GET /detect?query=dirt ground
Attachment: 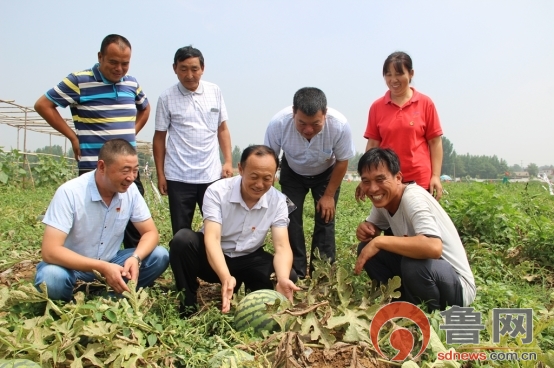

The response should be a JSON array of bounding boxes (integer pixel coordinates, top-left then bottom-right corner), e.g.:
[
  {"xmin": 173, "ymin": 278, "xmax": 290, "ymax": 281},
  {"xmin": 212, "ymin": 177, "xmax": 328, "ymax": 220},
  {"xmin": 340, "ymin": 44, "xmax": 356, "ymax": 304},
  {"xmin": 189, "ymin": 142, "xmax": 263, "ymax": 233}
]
[{"xmin": 0, "ymin": 259, "xmax": 36, "ymax": 287}]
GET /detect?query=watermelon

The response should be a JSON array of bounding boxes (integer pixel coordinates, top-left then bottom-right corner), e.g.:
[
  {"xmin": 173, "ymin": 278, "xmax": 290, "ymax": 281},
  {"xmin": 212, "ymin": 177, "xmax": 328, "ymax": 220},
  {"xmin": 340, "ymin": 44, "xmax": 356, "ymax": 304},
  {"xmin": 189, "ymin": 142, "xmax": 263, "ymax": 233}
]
[
  {"xmin": 234, "ymin": 289, "xmax": 291, "ymax": 335},
  {"xmin": 0, "ymin": 360, "xmax": 41, "ymax": 368}
]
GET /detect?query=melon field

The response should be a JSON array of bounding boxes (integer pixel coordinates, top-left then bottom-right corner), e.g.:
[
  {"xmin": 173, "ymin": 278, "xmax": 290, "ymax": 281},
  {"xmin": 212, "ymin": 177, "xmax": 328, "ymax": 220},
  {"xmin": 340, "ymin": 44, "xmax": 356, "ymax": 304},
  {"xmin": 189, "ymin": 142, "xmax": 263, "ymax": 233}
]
[{"xmin": 1, "ymin": 175, "xmax": 554, "ymax": 367}]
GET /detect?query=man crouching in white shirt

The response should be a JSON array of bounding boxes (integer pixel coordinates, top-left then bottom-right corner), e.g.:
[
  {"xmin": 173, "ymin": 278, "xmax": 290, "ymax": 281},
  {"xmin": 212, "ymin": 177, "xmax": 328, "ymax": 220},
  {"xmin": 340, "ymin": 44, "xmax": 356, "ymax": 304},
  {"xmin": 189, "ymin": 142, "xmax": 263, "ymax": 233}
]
[{"xmin": 169, "ymin": 145, "xmax": 300, "ymax": 317}]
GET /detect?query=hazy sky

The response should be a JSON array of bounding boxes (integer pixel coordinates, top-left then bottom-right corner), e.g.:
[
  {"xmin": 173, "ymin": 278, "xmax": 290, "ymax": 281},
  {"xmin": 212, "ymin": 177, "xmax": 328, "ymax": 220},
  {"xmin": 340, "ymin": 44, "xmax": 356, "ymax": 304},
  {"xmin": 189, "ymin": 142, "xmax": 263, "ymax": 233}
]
[{"xmin": 1, "ymin": 0, "xmax": 552, "ymax": 167}]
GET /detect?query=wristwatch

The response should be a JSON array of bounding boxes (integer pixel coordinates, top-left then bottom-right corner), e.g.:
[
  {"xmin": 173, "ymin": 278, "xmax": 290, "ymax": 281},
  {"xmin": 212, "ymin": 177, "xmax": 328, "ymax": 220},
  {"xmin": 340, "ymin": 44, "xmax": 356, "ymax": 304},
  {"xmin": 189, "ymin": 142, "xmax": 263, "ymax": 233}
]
[{"xmin": 131, "ymin": 254, "xmax": 142, "ymax": 267}]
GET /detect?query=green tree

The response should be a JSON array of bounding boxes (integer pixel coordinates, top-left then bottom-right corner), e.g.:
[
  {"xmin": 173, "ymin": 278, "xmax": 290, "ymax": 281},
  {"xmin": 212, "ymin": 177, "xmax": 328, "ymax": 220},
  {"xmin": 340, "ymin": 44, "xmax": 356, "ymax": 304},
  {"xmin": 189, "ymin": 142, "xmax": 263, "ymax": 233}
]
[
  {"xmin": 527, "ymin": 163, "xmax": 539, "ymax": 177},
  {"xmin": 347, "ymin": 152, "xmax": 364, "ymax": 171},
  {"xmin": 231, "ymin": 145, "xmax": 242, "ymax": 168},
  {"xmin": 30, "ymin": 145, "xmax": 66, "ymax": 163},
  {"xmin": 441, "ymin": 136, "xmax": 456, "ymax": 177},
  {"xmin": 35, "ymin": 144, "xmax": 64, "ymax": 157},
  {"xmin": 509, "ymin": 164, "xmax": 522, "ymax": 172}
]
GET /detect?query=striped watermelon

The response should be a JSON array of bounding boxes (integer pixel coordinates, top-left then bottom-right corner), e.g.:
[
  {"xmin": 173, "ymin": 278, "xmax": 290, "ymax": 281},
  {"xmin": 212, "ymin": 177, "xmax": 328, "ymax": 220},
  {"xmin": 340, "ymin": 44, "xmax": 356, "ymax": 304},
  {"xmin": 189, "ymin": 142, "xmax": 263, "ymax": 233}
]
[
  {"xmin": 234, "ymin": 289, "xmax": 291, "ymax": 335},
  {"xmin": 0, "ymin": 360, "xmax": 41, "ymax": 368}
]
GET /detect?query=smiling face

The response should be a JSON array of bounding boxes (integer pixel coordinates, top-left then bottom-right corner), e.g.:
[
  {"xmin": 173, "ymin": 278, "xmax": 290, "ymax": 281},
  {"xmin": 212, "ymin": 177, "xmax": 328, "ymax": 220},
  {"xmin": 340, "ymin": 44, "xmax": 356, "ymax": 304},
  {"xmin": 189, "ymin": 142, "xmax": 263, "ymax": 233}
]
[
  {"xmin": 173, "ymin": 57, "xmax": 204, "ymax": 91},
  {"xmin": 384, "ymin": 63, "xmax": 414, "ymax": 99},
  {"xmin": 97, "ymin": 43, "xmax": 131, "ymax": 83},
  {"xmin": 293, "ymin": 109, "xmax": 325, "ymax": 141},
  {"xmin": 97, "ymin": 154, "xmax": 139, "ymax": 195},
  {"xmin": 238, "ymin": 154, "xmax": 277, "ymax": 206},
  {"xmin": 360, "ymin": 163, "xmax": 404, "ymax": 213}
]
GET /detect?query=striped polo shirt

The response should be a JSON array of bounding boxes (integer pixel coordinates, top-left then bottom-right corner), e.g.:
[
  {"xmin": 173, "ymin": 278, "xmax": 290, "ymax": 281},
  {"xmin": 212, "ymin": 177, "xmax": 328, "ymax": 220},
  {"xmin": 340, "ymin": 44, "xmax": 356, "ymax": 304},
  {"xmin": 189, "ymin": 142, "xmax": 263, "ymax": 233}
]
[{"xmin": 45, "ymin": 64, "xmax": 149, "ymax": 170}]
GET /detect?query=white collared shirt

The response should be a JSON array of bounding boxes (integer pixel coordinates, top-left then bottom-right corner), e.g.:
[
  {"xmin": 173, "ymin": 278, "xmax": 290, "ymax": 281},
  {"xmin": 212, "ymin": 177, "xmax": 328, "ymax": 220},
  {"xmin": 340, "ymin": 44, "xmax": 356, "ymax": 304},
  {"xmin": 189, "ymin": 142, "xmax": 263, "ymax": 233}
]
[
  {"xmin": 42, "ymin": 171, "xmax": 151, "ymax": 262},
  {"xmin": 155, "ymin": 80, "xmax": 228, "ymax": 183},
  {"xmin": 264, "ymin": 106, "xmax": 355, "ymax": 176},
  {"xmin": 202, "ymin": 176, "xmax": 289, "ymax": 257}
]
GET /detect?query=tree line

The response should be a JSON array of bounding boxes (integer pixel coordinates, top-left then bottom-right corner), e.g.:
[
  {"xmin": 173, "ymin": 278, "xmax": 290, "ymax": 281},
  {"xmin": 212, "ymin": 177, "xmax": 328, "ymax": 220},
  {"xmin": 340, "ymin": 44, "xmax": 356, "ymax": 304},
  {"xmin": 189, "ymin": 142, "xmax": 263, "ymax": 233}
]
[{"xmin": 27, "ymin": 141, "xmax": 546, "ymax": 180}]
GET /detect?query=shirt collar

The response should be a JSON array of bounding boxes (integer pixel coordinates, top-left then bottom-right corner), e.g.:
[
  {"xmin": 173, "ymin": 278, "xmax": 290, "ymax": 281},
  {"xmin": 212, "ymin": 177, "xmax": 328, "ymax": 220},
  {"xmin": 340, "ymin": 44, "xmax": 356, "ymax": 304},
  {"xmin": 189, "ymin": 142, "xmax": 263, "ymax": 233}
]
[
  {"xmin": 88, "ymin": 170, "xmax": 123, "ymax": 205},
  {"xmin": 384, "ymin": 87, "xmax": 420, "ymax": 105},
  {"xmin": 177, "ymin": 80, "xmax": 204, "ymax": 96},
  {"xmin": 230, "ymin": 176, "xmax": 269, "ymax": 210},
  {"xmin": 92, "ymin": 63, "xmax": 123, "ymax": 84}
]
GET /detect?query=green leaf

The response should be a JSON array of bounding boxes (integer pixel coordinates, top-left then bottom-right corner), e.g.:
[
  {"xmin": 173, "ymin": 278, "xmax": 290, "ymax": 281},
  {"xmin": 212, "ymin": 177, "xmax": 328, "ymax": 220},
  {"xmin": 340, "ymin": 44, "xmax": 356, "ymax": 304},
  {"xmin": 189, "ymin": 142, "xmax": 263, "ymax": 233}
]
[
  {"xmin": 147, "ymin": 333, "xmax": 157, "ymax": 347},
  {"xmin": 325, "ymin": 307, "xmax": 370, "ymax": 343},
  {"xmin": 104, "ymin": 310, "xmax": 117, "ymax": 323},
  {"xmin": 381, "ymin": 276, "xmax": 402, "ymax": 300},
  {"xmin": 80, "ymin": 343, "xmax": 105, "ymax": 367},
  {"xmin": 336, "ymin": 266, "xmax": 353, "ymax": 307}
]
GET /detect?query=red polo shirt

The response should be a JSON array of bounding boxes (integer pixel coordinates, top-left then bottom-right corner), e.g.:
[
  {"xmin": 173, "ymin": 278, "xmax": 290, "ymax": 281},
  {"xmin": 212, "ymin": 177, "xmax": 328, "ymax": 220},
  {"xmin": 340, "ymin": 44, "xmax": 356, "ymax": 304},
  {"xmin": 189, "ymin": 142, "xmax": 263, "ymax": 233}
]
[{"xmin": 364, "ymin": 88, "xmax": 442, "ymax": 189}]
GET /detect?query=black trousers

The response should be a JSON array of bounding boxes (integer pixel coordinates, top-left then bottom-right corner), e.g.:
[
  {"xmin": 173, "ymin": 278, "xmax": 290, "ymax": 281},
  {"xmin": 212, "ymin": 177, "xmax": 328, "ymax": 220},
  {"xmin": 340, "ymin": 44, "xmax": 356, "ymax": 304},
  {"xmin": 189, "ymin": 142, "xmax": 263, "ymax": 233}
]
[
  {"xmin": 279, "ymin": 156, "xmax": 339, "ymax": 278},
  {"xmin": 166, "ymin": 180, "xmax": 214, "ymax": 235},
  {"xmin": 356, "ymin": 242, "xmax": 464, "ymax": 312},
  {"xmin": 78, "ymin": 169, "xmax": 143, "ymax": 249},
  {"xmin": 169, "ymin": 228, "xmax": 297, "ymax": 315}
]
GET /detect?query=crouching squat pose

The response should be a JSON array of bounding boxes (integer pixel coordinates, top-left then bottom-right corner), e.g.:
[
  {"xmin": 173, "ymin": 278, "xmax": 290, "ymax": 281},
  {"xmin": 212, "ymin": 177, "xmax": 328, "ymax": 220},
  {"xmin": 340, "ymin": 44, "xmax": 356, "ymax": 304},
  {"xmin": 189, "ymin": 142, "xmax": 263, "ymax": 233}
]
[
  {"xmin": 34, "ymin": 139, "xmax": 169, "ymax": 301},
  {"xmin": 169, "ymin": 145, "xmax": 300, "ymax": 317},
  {"xmin": 354, "ymin": 148, "xmax": 475, "ymax": 311}
]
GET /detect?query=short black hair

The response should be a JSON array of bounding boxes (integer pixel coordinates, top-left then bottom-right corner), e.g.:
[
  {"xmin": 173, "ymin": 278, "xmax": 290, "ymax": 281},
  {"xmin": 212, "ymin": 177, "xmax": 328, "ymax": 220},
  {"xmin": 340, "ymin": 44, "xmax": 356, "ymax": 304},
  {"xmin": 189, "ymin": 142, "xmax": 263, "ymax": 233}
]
[
  {"xmin": 240, "ymin": 145, "xmax": 279, "ymax": 170},
  {"xmin": 100, "ymin": 34, "xmax": 131, "ymax": 55},
  {"xmin": 292, "ymin": 87, "xmax": 327, "ymax": 116},
  {"xmin": 174, "ymin": 46, "xmax": 204, "ymax": 67},
  {"xmin": 98, "ymin": 139, "xmax": 137, "ymax": 166},
  {"xmin": 357, "ymin": 148, "xmax": 401, "ymax": 176}
]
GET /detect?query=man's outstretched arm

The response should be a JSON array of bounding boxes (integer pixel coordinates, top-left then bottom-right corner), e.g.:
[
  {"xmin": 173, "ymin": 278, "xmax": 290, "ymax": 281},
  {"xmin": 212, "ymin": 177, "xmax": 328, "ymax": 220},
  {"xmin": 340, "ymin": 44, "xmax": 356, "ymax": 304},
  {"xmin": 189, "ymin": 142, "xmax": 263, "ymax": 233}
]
[{"xmin": 204, "ymin": 220, "xmax": 235, "ymax": 313}]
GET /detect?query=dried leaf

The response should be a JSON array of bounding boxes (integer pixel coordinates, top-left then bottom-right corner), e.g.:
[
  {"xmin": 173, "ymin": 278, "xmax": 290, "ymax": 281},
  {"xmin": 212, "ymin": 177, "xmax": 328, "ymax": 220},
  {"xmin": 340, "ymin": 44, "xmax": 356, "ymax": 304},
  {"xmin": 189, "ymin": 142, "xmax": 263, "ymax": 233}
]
[{"xmin": 300, "ymin": 311, "xmax": 335, "ymax": 349}]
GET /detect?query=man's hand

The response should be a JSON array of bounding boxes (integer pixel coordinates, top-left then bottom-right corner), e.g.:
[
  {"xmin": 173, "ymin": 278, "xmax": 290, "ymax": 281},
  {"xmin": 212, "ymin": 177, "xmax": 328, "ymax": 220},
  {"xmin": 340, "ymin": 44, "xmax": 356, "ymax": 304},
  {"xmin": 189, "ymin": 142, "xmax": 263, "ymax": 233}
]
[
  {"xmin": 354, "ymin": 241, "xmax": 380, "ymax": 275},
  {"xmin": 157, "ymin": 174, "xmax": 168, "ymax": 195},
  {"xmin": 356, "ymin": 221, "xmax": 378, "ymax": 242},
  {"xmin": 220, "ymin": 276, "xmax": 236, "ymax": 313},
  {"xmin": 70, "ymin": 139, "xmax": 81, "ymax": 161},
  {"xmin": 316, "ymin": 195, "xmax": 335, "ymax": 223},
  {"xmin": 123, "ymin": 256, "xmax": 140, "ymax": 283},
  {"xmin": 276, "ymin": 278, "xmax": 301, "ymax": 302},
  {"xmin": 221, "ymin": 162, "xmax": 233, "ymax": 178},
  {"xmin": 355, "ymin": 182, "xmax": 367, "ymax": 202},
  {"xmin": 429, "ymin": 175, "xmax": 443, "ymax": 201},
  {"xmin": 101, "ymin": 263, "xmax": 131, "ymax": 294}
]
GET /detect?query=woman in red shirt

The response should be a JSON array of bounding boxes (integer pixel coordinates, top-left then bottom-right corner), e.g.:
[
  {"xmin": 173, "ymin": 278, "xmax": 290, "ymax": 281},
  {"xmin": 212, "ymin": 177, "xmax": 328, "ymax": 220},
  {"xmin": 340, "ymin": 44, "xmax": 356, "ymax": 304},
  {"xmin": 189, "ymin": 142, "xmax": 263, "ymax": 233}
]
[{"xmin": 356, "ymin": 51, "xmax": 444, "ymax": 201}]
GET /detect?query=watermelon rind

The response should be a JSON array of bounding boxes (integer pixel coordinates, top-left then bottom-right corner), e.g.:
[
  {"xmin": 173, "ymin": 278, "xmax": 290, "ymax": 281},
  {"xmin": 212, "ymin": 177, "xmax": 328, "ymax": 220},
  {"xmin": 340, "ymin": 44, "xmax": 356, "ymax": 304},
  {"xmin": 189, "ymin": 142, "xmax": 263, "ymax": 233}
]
[{"xmin": 234, "ymin": 289, "xmax": 291, "ymax": 335}]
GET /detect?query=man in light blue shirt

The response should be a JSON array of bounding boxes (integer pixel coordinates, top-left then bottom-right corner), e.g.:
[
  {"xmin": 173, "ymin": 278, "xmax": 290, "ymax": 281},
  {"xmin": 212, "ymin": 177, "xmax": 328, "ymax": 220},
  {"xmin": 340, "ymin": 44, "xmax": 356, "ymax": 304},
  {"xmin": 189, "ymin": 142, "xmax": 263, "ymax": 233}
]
[
  {"xmin": 264, "ymin": 87, "xmax": 355, "ymax": 278},
  {"xmin": 34, "ymin": 139, "xmax": 169, "ymax": 301}
]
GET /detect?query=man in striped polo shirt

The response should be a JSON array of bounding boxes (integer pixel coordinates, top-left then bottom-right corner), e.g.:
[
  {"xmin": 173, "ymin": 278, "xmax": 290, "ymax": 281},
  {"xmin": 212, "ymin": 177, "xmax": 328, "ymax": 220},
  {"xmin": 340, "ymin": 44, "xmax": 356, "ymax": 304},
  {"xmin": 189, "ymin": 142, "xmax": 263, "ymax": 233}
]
[{"xmin": 34, "ymin": 34, "xmax": 150, "ymax": 249}]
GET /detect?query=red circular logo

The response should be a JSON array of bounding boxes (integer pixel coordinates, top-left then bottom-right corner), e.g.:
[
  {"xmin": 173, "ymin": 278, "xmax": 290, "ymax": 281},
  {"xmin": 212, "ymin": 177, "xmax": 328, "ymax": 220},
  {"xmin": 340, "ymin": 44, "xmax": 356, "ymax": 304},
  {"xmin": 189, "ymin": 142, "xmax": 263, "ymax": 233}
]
[{"xmin": 370, "ymin": 302, "xmax": 431, "ymax": 361}]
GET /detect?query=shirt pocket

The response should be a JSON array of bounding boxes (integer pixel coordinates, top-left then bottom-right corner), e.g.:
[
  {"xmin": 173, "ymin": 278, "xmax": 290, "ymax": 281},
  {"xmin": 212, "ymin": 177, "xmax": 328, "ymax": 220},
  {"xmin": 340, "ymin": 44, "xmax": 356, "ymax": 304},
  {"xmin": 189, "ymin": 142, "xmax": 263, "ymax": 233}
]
[
  {"xmin": 205, "ymin": 109, "xmax": 220, "ymax": 132},
  {"xmin": 317, "ymin": 150, "xmax": 333, "ymax": 165},
  {"xmin": 113, "ymin": 218, "xmax": 129, "ymax": 236}
]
